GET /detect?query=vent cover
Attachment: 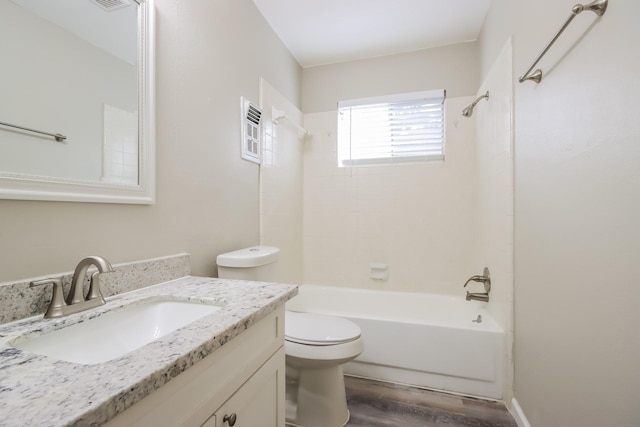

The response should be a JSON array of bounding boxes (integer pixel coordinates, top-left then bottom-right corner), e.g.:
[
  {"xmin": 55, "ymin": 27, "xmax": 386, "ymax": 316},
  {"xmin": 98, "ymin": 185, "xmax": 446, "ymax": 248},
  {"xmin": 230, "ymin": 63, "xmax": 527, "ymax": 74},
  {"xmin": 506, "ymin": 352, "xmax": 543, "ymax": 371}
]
[
  {"xmin": 88, "ymin": 0, "xmax": 132, "ymax": 12},
  {"xmin": 240, "ymin": 97, "xmax": 262, "ymax": 164}
]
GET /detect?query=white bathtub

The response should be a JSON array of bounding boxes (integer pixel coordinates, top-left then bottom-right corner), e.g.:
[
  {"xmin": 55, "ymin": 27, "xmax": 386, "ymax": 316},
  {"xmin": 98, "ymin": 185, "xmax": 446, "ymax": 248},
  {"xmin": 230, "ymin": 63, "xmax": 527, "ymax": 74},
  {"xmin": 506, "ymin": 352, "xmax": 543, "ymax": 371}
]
[{"xmin": 286, "ymin": 285, "xmax": 504, "ymax": 399}]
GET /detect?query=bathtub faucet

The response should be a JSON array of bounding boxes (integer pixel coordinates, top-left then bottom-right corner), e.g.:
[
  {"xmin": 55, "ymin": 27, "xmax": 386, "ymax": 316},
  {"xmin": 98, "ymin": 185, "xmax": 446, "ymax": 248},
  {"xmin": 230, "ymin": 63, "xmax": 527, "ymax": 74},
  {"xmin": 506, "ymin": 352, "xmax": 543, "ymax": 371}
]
[{"xmin": 464, "ymin": 267, "xmax": 491, "ymax": 302}]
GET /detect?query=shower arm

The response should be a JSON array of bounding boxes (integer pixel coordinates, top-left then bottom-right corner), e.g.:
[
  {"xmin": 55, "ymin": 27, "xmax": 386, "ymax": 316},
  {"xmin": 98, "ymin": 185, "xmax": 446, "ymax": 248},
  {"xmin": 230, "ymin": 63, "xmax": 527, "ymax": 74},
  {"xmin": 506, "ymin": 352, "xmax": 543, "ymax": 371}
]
[
  {"xmin": 468, "ymin": 92, "xmax": 489, "ymax": 109},
  {"xmin": 461, "ymin": 91, "xmax": 489, "ymax": 117}
]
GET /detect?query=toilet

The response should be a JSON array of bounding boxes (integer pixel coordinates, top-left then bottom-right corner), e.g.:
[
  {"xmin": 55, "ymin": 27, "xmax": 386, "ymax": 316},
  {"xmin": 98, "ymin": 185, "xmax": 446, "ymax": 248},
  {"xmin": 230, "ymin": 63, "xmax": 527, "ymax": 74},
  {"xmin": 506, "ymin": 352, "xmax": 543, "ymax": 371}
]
[{"xmin": 217, "ymin": 246, "xmax": 364, "ymax": 427}]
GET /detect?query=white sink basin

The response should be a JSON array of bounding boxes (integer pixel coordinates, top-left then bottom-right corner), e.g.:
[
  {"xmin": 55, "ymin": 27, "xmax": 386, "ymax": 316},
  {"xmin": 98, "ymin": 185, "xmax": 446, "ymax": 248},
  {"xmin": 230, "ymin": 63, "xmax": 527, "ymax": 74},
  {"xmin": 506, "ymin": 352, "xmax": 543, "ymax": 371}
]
[{"xmin": 12, "ymin": 298, "xmax": 221, "ymax": 365}]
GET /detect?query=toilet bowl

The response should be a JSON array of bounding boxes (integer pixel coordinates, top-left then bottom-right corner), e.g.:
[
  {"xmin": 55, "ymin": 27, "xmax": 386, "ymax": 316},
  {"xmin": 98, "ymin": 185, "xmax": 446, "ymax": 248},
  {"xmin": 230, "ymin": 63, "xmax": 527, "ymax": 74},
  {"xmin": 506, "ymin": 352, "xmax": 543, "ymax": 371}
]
[
  {"xmin": 216, "ymin": 246, "xmax": 364, "ymax": 427},
  {"xmin": 284, "ymin": 311, "xmax": 364, "ymax": 427}
]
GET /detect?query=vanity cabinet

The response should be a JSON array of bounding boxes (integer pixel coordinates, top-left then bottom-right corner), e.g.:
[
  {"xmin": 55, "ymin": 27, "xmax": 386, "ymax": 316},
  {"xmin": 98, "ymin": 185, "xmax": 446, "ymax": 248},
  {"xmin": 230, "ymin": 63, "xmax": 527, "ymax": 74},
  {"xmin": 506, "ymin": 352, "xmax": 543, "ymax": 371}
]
[{"xmin": 105, "ymin": 306, "xmax": 286, "ymax": 427}]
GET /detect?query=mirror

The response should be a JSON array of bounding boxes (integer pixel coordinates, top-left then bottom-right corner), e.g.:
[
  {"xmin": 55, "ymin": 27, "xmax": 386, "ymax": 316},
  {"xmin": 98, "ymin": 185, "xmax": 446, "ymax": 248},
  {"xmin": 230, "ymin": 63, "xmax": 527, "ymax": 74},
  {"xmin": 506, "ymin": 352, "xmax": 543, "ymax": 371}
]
[{"xmin": 0, "ymin": 0, "xmax": 155, "ymax": 204}]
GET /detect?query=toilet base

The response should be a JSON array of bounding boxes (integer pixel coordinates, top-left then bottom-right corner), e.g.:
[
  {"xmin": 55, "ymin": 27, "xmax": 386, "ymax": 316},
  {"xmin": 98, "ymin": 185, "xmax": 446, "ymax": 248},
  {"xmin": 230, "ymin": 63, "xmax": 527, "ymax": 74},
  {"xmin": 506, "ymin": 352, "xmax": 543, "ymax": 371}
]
[{"xmin": 285, "ymin": 364, "xmax": 350, "ymax": 427}]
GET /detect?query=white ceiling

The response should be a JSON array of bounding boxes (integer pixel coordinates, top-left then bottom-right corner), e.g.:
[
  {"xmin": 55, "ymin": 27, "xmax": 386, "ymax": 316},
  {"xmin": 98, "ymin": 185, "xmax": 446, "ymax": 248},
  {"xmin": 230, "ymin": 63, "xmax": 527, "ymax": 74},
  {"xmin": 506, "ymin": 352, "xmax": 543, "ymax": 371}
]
[{"xmin": 252, "ymin": 0, "xmax": 492, "ymax": 68}]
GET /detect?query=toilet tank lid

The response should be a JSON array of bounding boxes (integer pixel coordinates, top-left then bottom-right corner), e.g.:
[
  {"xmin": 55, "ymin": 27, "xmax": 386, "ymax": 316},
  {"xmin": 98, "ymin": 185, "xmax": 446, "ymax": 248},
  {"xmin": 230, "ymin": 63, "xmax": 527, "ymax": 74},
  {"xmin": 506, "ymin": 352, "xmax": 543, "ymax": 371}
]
[{"xmin": 216, "ymin": 246, "xmax": 280, "ymax": 268}]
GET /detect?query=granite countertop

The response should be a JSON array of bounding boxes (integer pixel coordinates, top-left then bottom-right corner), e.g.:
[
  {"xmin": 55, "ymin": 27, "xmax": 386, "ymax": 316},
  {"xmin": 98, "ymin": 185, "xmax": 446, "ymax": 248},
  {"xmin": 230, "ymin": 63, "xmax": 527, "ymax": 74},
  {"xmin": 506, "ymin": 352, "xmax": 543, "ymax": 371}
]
[{"xmin": 0, "ymin": 276, "xmax": 297, "ymax": 427}]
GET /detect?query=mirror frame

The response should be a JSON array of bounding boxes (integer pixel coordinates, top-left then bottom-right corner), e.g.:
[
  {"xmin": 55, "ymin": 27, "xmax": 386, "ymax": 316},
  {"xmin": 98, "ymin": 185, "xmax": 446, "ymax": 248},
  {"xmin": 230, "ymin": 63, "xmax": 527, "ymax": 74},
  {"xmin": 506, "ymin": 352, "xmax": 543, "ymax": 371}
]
[{"xmin": 0, "ymin": 0, "xmax": 155, "ymax": 204}]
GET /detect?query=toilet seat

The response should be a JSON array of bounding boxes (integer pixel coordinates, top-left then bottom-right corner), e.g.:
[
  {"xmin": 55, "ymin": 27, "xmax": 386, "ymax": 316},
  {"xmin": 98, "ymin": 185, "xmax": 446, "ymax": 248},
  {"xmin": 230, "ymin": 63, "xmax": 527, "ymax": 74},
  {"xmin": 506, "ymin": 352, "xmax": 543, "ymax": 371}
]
[{"xmin": 285, "ymin": 311, "xmax": 361, "ymax": 346}]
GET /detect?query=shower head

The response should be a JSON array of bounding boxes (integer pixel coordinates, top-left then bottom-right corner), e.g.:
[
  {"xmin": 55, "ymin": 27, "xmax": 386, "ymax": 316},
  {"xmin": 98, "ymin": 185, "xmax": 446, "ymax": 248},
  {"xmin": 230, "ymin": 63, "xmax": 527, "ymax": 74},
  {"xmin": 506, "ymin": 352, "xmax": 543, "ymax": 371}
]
[{"xmin": 461, "ymin": 91, "xmax": 490, "ymax": 117}]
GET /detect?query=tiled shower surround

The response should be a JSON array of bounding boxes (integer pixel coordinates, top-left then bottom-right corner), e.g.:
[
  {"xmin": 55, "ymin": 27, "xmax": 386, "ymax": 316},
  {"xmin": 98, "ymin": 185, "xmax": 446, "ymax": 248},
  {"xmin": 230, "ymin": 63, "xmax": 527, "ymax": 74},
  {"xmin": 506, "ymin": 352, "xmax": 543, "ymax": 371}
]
[{"xmin": 302, "ymin": 98, "xmax": 479, "ymax": 294}]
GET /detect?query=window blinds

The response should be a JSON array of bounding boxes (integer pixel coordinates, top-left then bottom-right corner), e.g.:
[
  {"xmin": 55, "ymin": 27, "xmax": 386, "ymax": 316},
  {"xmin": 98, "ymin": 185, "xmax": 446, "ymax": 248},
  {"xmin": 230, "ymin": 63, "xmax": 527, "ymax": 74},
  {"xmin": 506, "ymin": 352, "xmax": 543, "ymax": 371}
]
[{"xmin": 338, "ymin": 89, "xmax": 446, "ymax": 166}]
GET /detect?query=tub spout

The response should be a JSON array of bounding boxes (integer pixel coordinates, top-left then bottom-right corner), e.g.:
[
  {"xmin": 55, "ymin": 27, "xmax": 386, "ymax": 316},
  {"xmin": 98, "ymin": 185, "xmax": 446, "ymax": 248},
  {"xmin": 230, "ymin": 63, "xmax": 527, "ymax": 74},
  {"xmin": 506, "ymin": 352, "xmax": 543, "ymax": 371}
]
[{"xmin": 466, "ymin": 292, "xmax": 490, "ymax": 303}]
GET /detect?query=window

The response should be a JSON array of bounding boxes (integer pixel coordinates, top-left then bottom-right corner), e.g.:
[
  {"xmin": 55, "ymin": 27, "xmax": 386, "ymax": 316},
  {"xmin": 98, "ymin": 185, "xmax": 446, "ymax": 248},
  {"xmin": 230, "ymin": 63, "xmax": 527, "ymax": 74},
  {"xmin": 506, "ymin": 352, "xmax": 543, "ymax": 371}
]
[{"xmin": 337, "ymin": 89, "xmax": 446, "ymax": 166}]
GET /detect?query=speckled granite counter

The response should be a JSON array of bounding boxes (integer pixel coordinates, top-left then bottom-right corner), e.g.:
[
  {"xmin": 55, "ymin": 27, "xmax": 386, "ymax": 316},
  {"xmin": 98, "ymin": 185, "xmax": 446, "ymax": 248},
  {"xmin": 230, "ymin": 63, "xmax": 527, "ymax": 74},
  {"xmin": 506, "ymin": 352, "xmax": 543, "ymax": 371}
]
[{"xmin": 0, "ymin": 276, "xmax": 297, "ymax": 427}]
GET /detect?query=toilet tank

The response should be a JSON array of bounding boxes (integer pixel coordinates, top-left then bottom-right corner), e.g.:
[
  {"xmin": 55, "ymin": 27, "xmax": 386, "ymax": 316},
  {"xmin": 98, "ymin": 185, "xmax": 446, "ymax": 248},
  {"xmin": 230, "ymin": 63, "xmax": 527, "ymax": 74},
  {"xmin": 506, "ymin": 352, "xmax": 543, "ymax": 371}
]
[{"xmin": 216, "ymin": 246, "xmax": 280, "ymax": 282}]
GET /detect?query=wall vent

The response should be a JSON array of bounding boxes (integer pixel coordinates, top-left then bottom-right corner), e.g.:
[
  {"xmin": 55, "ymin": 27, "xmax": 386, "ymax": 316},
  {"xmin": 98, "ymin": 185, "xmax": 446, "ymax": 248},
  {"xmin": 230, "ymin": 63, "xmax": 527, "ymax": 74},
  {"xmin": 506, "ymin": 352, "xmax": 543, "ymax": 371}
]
[
  {"xmin": 88, "ymin": 0, "xmax": 132, "ymax": 12},
  {"xmin": 240, "ymin": 97, "xmax": 262, "ymax": 164}
]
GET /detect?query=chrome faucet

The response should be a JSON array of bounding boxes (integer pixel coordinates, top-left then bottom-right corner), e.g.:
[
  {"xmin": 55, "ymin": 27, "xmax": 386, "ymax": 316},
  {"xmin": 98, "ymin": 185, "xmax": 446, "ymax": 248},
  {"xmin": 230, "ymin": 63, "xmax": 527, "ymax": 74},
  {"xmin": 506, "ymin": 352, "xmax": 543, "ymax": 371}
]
[
  {"xmin": 30, "ymin": 256, "xmax": 114, "ymax": 318},
  {"xmin": 464, "ymin": 267, "xmax": 491, "ymax": 302}
]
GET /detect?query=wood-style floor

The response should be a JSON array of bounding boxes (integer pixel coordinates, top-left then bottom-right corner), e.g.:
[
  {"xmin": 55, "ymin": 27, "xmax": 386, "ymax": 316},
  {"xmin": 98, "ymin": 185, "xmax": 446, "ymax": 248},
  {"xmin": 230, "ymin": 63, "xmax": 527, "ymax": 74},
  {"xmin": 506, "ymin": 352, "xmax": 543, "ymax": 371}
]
[{"xmin": 344, "ymin": 376, "xmax": 517, "ymax": 427}]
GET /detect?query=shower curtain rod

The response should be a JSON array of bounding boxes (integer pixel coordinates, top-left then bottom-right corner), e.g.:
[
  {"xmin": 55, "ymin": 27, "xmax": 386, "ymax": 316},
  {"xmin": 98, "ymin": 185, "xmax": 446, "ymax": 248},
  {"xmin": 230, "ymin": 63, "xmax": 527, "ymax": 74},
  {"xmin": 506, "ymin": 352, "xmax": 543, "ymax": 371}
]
[
  {"xmin": 518, "ymin": 0, "xmax": 608, "ymax": 84},
  {"xmin": 272, "ymin": 108, "xmax": 310, "ymax": 137}
]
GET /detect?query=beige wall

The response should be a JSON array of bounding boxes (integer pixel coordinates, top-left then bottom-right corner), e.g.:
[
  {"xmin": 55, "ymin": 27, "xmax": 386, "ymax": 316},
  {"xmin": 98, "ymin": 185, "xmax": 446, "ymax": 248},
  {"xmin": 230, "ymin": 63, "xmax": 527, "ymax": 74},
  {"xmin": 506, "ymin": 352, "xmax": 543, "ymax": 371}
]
[
  {"xmin": 0, "ymin": 0, "xmax": 301, "ymax": 282},
  {"xmin": 302, "ymin": 42, "xmax": 480, "ymax": 113},
  {"xmin": 480, "ymin": 0, "xmax": 640, "ymax": 426}
]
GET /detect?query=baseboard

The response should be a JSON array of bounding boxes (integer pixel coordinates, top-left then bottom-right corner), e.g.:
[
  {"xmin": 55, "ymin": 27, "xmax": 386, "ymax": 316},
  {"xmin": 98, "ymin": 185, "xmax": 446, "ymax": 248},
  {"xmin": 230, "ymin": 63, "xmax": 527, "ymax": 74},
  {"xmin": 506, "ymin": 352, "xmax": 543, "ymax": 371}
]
[{"xmin": 510, "ymin": 398, "xmax": 532, "ymax": 427}]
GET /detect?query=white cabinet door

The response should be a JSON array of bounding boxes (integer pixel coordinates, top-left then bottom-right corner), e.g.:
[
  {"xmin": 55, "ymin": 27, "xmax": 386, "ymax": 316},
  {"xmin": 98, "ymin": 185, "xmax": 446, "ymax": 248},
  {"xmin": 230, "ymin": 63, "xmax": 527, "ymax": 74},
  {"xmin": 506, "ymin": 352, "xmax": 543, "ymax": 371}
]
[
  {"xmin": 105, "ymin": 307, "xmax": 285, "ymax": 427},
  {"xmin": 204, "ymin": 347, "xmax": 285, "ymax": 427}
]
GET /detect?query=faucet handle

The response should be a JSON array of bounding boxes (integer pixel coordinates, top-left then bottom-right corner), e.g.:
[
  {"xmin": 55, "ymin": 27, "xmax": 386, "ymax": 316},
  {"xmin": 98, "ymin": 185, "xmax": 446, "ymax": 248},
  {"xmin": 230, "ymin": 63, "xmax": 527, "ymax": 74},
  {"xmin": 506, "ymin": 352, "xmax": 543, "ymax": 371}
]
[
  {"xmin": 30, "ymin": 278, "xmax": 67, "ymax": 318},
  {"xmin": 463, "ymin": 267, "xmax": 491, "ymax": 293},
  {"xmin": 86, "ymin": 271, "xmax": 106, "ymax": 304},
  {"xmin": 463, "ymin": 275, "xmax": 484, "ymax": 287}
]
